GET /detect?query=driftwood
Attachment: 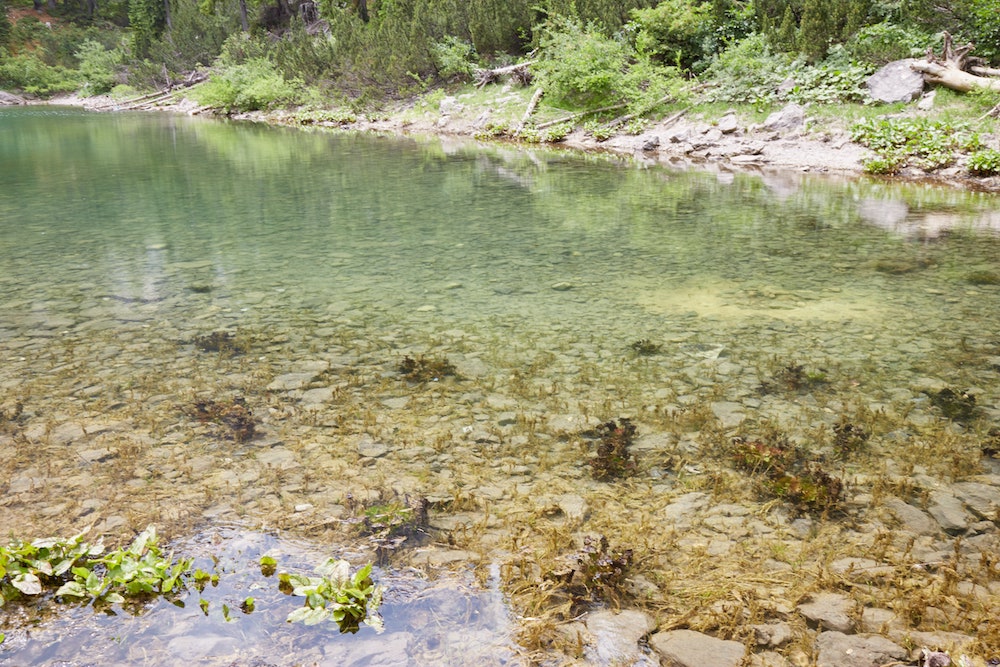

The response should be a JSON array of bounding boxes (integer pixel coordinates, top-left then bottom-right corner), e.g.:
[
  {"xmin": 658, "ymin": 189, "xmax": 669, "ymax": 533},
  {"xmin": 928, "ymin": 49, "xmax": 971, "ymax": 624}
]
[
  {"xmin": 535, "ymin": 101, "xmax": 631, "ymax": 129},
  {"xmin": 475, "ymin": 61, "xmax": 536, "ymax": 88},
  {"xmin": 515, "ymin": 87, "xmax": 544, "ymax": 135},
  {"xmin": 910, "ymin": 32, "xmax": 1000, "ymax": 93}
]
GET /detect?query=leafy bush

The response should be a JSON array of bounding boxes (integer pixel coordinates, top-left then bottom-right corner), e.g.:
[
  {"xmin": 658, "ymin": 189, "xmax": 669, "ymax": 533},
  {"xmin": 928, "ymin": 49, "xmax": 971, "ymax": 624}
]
[
  {"xmin": 629, "ymin": 0, "xmax": 714, "ymax": 72},
  {"xmin": 536, "ymin": 17, "xmax": 680, "ymax": 111},
  {"xmin": 967, "ymin": 148, "xmax": 1000, "ymax": 176},
  {"xmin": 194, "ymin": 57, "xmax": 305, "ymax": 112},
  {"xmin": 430, "ymin": 35, "xmax": 477, "ymax": 81},
  {"xmin": 851, "ymin": 117, "xmax": 983, "ymax": 173},
  {"xmin": 844, "ymin": 22, "xmax": 937, "ymax": 64},
  {"xmin": 960, "ymin": 0, "xmax": 1000, "ymax": 63},
  {"xmin": 535, "ymin": 18, "xmax": 632, "ymax": 109},
  {"xmin": 0, "ymin": 51, "xmax": 79, "ymax": 95},
  {"xmin": 75, "ymin": 39, "xmax": 124, "ymax": 95}
]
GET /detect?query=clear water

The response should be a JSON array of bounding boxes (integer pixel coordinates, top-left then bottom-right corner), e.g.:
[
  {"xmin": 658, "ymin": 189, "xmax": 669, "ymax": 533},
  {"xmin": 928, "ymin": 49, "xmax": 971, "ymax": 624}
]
[{"xmin": 2, "ymin": 106, "xmax": 1000, "ymax": 665}]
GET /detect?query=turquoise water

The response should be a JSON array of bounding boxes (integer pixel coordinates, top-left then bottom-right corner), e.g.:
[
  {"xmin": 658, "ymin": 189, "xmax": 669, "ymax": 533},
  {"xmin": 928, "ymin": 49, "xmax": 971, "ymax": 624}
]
[{"xmin": 2, "ymin": 106, "xmax": 1000, "ymax": 665}]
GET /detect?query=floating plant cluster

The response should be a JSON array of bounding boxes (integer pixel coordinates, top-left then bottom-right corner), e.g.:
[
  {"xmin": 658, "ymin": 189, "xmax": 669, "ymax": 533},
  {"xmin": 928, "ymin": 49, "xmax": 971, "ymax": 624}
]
[{"xmin": 0, "ymin": 526, "xmax": 383, "ymax": 636}]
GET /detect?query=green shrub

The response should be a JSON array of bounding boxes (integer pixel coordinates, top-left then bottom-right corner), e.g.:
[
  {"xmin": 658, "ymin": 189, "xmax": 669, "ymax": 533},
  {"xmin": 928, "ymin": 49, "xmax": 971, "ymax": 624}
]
[
  {"xmin": 536, "ymin": 16, "xmax": 680, "ymax": 112},
  {"xmin": 0, "ymin": 51, "xmax": 79, "ymax": 95},
  {"xmin": 0, "ymin": 0, "xmax": 11, "ymax": 49},
  {"xmin": 845, "ymin": 22, "xmax": 937, "ymax": 64},
  {"xmin": 430, "ymin": 35, "xmax": 477, "ymax": 81},
  {"xmin": 967, "ymin": 148, "xmax": 1000, "ymax": 176},
  {"xmin": 75, "ymin": 38, "xmax": 124, "ymax": 95},
  {"xmin": 629, "ymin": 0, "xmax": 714, "ymax": 72},
  {"xmin": 535, "ymin": 17, "xmax": 631, "ymax": 108},
  {"xmin": 194, "ymin": 57, "xmax": 304, "ymax": 111}
]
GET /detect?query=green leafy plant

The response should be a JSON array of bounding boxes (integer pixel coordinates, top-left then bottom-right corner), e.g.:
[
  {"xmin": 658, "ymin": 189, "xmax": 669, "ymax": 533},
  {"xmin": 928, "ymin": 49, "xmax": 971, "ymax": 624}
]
[
  {"xmin": 194, "ymin": 57, "xmax": 305, "ymax": 112},
  {"xmin": 0, "ymin": 526, "xmax": 192, "ymax": 608},
  {"xmin": 967, "ymin": 148, "xmax": 1000, "ymax": 176},
  {"xmin": 851, "ymin": 117, "xmax": 983, "ymax": 174},
  {"xmin": 281, "ymin": 558, "xmax": 383, "ymax": 633},
  {"xmin": 430, "ymin": 35, "xmax": 478, "ymax": 81}
]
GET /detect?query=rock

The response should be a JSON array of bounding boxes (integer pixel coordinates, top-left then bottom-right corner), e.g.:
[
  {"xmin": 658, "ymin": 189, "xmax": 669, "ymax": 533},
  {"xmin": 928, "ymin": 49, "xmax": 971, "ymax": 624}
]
[
  {"xmin": 717, "ymin": 114, "xmax": 739, "ymax": 134},
  {"xmin": 0, "ymin": 91, "xmax": 26, "ymax": 105},
  {"xmin": 749, "ymin": 651, "xmax": 795, "ymax": 667},
  {"xmin": 551, "ymin": 281, "xmax": 574, "ymax": 291},
  {"xmin": 649, "ymin": 629, "xmax": 745, "ymax": 667},
  {"xmin": 751, "ymin": 622, "xmax": 794, "ymax": 647},
  {"xmin": 866, "ymin": 59, "xmax": 925, "ymax": 103},
  {"xmin": 710, "ymin": 401, "xmax": 745, "ymax": 428},
  {"xmin": 926, "ymin": 490, "xmax": 973, "ymax": 534},
  {"xmin": 917, "ymin": 90, "xmax": 936, "ymax": 110},
  {"xmin": 662, "ymin": 492, "xmax": 709, "ymax": 522},
  {"xmin": 556, "ymin": 494, "xmax": 589, "ymax": 521},
  {"xmin": 641, "ymin": 135, "xmax": 661, "ymax": 151},
  {"xmin": 951, "ymin": 481, "xmax": 1000, "ymax": 519},
  {"xmin": 883, "ymin": 497, "xmax": 939, "ymax": 535},
  {"xmin": 763, "ymin": 103, "xmax": 806, "ymax": 132},
  {"xmin": 584, "ymin": 610, "xmax": 657, "ymax": 665},
  {"xmin": 321, "ymin": 631, "xmax": 412, "ymax": 666},
  {"xmin": 860, "ymin": 607, "xmax": 902, "ymax": 634},
  {"xmin": 357, "ymin": 437, "xmax": 389, "ymax": 459},
  {"xmin": 300, "ymin": 386, "xmax": 334, "ymax": 405},
  {"xmin": 797, "ymin": 592, "xmax": 856, "ymax": 633},
  {"xmin": 814, "ymin": 631, "xmax": 907, "ymax": 667},
  {"xmin": 830, "ymin": 557, "xmax": 894, "ymax": 582},
  {"xmin": 267, "ymin": 372, "xmax": 316, "ymax": 391}
]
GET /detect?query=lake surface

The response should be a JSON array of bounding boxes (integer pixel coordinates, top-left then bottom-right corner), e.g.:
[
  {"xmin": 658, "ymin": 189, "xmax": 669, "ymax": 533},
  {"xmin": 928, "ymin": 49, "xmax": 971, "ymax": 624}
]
[{"xmin": 2, "ymin": 106, "xmax": 1000, "ymax": 665}]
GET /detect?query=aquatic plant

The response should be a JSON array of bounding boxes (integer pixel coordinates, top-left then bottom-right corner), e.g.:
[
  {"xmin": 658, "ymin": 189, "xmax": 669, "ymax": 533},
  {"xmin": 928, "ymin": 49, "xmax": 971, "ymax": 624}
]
[
  {"xmin": 965, "ymin": 270, "xmax": 1000, "ymax": 285},
  {"xmin": 758, "ymin": 362, "xmax": 829, "ymax": 394},
  {"xmin": 629, "ymin": 339, "xmax": 662, "ymax": 356},
  {"xmin": 928, "ymin": 387, "xmax": 978, "ymax": 423},
  {"xmin": 281, "ymin": 558, "xmax": 383, "ymax": 633},
  {"xmin": 547, "ymin": 535, "xmax": 633, "ymax": 602},
  {"xmin": 398, "ymin": 354, "xmax": 457, "ymax": 382},
  {"xmin": 350, "ymin": 495, "xmax": 430, "ymax": 561},
  {"xmin": 589, "ymin": 418, "xmax": 637, "ymax": 480},
  {"xmin": 833, "ymin": 419, "xmax": 870, "ymax": 458},
  {"xmin": 767, "ymin": 466, "xmax": 843, "ymax": 513},
  {"xmin": 0, "ymin": 526, "xmax": 192, "ymax": 608},
  {"xmin": 192, "ymin": 330, "xmax": 252, "ymax": 355},
  {"xmin": 189, "ymin": 397, "xmax": 257, "ymax": 441},
  {"xmin": 731, "ymin": 435, "xmax": 795, "ymax": 475}
]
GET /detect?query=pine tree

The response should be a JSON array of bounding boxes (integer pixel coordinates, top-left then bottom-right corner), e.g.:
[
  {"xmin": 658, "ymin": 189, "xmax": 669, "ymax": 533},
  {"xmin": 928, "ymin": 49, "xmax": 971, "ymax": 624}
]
[
  {"xmin": 798, "ymin": 0, "xmax": 830, "ymax": 60},
  {"xmin": 0, "ymin": 0, "xmax": 11, "ymax": 49}
]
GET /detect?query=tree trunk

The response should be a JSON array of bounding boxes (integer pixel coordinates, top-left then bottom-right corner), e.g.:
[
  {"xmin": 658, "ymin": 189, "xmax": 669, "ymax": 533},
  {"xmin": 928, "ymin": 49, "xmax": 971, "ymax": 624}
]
[
  {"xmin": 238, "ymin": 0, "xmax": 249, "ymax": 31},
  {"xmin": 910, "ymin": 31, "xmax": 1000, "ymax": 93}
]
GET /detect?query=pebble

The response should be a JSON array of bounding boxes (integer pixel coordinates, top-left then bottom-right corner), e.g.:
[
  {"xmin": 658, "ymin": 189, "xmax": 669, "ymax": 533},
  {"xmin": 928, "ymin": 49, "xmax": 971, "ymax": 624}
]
[{"xmin": 649, "ymin": 629, "xmax": 745, "ymax": 667}]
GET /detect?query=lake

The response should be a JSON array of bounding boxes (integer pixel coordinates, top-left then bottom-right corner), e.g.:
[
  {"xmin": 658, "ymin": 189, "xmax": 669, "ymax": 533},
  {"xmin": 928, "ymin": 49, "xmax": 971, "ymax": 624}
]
[{"xmin": 1, "ymin": 106, "xmax": 999, "ymax": 665}]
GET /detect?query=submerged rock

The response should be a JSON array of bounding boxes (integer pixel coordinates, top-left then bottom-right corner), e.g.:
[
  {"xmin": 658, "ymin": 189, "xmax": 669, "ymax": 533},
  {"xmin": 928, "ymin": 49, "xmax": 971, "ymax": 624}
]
[{"xmin": 649, "ymin": 629, "xmax": 745, "ymax": 667}]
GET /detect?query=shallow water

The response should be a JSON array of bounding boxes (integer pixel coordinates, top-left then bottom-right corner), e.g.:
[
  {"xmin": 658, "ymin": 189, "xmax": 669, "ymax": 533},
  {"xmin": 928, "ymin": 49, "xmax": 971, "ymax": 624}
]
[{"xmin": 2, "ymin": 107, "xmax": 1000, "ymax": 665}]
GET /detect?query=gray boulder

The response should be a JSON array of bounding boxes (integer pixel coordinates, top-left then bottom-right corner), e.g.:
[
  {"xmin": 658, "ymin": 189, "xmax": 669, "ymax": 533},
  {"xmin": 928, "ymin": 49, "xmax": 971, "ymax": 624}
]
[
  {"xmin": 763, "ymin": 103, "xmax": 805, "ymax": 132},
  {"xmin": 866, "ymin": 59, "xmax": 925, "ymax": 103}
]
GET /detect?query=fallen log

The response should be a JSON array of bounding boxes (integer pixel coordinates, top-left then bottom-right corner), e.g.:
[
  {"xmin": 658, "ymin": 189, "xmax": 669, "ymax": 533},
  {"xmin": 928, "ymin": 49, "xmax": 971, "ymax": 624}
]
[
  {"xmin": 475, "ymin": 61, "xmax": 536, "ymax": 88},
  {"xmin": 514, "ymin": 87, "xmax": 544, "ymax": 136},
  {"xmin": 910, "ymin": 32, "xmax": 1000, "ymax": 93}
]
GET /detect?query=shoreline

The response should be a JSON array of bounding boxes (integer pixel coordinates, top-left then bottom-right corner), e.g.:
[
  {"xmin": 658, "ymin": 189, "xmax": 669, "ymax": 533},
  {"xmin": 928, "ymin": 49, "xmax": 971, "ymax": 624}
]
[{"xmin": 40, "ymin": 91, "xmax": 1000, "ymax": 192}]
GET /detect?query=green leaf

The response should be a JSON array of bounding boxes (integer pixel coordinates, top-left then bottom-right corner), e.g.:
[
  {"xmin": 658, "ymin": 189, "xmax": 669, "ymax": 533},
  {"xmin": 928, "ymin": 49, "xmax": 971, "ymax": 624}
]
[
  {"xmin": 105, "ymin": 592, "xmax": 125, "ymax": 604},
  {"xmin": 56, "ymin": 581, "xmax": 87, "ymax": 598},
  {"xmin": 12, "ymin": 573, "xmax": 41, "ymax": 595}
]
